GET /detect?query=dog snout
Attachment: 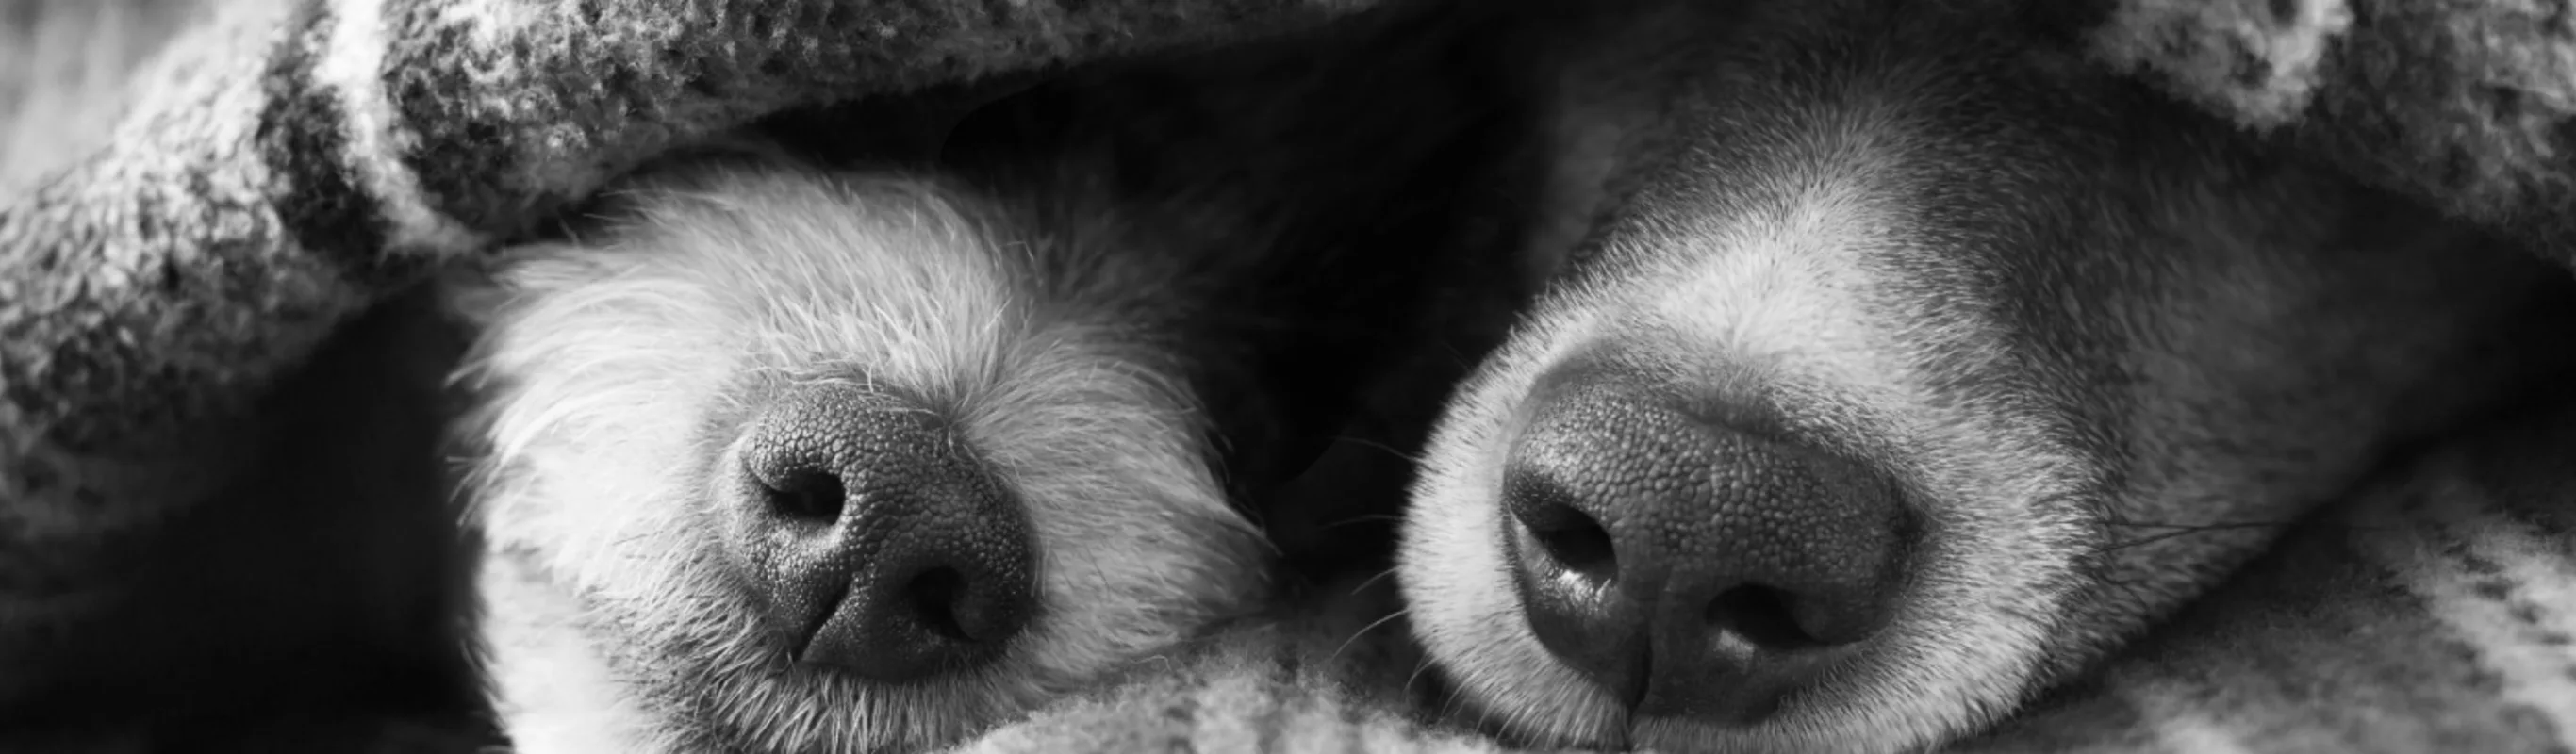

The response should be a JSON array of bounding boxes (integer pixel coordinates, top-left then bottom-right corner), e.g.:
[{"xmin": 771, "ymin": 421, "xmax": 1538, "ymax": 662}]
[
  {"xmin": 724, "ymin": 381, "xmax": 1038, "ymax": 683},
  {"xmin": 1501, "ymin": 371, "xmax": 1914, "ymax": 724}
]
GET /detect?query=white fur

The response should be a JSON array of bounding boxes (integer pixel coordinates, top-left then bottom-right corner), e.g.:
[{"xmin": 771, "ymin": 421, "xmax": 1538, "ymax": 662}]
[
  {"xmin": 475, "ymin": 552, "xmax": 658, "ymax": 754},
  {"xmin": 454, "ymin": 165, "xmax": 1269, "ymax": 753},
  {"xmin": 1399, "ymin": 103, "xmax": 2093, "ymax": 753}
]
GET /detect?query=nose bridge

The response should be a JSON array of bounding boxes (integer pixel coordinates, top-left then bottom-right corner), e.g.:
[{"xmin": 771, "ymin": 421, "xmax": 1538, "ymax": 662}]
[{"xmin": 1600, "ymin": 195, "xmax": 1950, "ymax": 413}]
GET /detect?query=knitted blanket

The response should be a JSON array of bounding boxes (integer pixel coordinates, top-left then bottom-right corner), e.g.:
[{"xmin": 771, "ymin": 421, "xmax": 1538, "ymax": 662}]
[{"xmin": 7, "ymin": 0, "xmax": 2576, "ymax": 752}]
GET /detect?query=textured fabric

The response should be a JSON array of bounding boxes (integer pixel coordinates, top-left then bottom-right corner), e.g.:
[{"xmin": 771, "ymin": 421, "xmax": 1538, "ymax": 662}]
[
  {"xmin": 8, "ymin": 0, "xmax": 2576, "ymax": 752},
  {"xmin": 2092, "ymin": 0, "xmax": 2576, "ymax": 257}
]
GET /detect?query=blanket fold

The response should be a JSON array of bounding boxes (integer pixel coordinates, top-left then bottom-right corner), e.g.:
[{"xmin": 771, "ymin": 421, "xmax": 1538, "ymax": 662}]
[{"xmin": 8, "ymin": 0, "xmax": 2576, "ymax": 751}]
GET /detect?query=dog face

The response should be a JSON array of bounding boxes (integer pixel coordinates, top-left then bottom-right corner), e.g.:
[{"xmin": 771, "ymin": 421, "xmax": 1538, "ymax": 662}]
[
  {"xmin": 453, "ymin": 164, "xmax": 1275, "ymax": 752},
  {"xmin": 447, "ymin": 7, "xmax": 1529, "ymax": 752},
  {"xmin": 1398, "ymin": 1, "xmax": 2573, "ymax": 751}
]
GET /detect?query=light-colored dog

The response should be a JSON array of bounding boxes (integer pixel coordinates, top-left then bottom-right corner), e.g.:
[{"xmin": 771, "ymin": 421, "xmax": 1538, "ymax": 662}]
[
  {"xmin": 442, "ymin": 5, "xmax": 1533, "ymax": 752},
  {"xmin": 1396, "ymin": 0, "xmax": 2576, "ymax": 752}
]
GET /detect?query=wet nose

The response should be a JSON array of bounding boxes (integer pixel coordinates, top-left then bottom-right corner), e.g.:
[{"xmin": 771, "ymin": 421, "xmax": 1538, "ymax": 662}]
[
  {"xmin": 1502, "ymin": 371, "xmax": 1913, "ymax": 724},
  {"xmin": 720, "ymin": 382, "xmax": 1037, "ymax": 683}
]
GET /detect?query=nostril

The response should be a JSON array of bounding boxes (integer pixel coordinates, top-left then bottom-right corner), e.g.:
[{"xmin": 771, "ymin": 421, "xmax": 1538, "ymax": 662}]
[
  {"xmin": 1706, "ymin": 584, "xmax": 1822, "ymax": 651},
  {"xmin": 1504, "ymin": 449, "xmax": 1652, "ymax": 707},
  {"xmin": 905, "ymin": 567, "xmax": 969, "ymax": 642},
  {"xmin": 1506, "ymin": 466, "xmax": 1622, "ymax": 582},
  {"xmin": 763, "ymin": 467, "xmax": 847, "ymax": 523},
  {"xmin": 1527, "ymin": 506, "xmax": 1617, "ymax": 581}
]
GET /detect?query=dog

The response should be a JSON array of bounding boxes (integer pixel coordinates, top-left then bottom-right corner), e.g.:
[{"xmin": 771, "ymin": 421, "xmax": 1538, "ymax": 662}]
[
  {"xmin": 1395, "ymin": 0, "xmax": 2576, "ymax": 752},
  {"xmin": 442, "ymin": 4, "xmax": 1537, "ymax": 752}
]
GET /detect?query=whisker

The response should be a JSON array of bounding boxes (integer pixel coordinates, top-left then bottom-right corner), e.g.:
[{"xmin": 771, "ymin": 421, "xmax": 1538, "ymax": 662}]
[
  {"xmin": 1319, "ymin": 514, "xmax": 1408, "ymax": 531},
  {"xmin": 1328, "ymin": 608, "xmax": 1412, "ymax": 667},
  {"xmin": 1404, "ymin": 657, "xmax": 1439, "ymax": 701},
  {"xmin": 1347, "ymin": 566, "xmax": 1401, "ymax": 597},
  {"xmin": 1328, "ymin": 435, "xmax": 1427, "ymax": 464}
]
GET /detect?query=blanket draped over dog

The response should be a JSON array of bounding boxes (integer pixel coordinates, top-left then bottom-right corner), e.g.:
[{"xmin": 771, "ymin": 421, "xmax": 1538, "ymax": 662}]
[{"xmin": 6, "ymin": 0, "xmax": 2575, "ymax": 751}]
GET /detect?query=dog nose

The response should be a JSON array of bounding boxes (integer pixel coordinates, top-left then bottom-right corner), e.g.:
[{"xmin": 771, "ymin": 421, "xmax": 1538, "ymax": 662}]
[
  {"xmin": 1501, "ymin": 374, "xmax": 1912, "ymax": 724},
  {"xmin": 721, "ymin": 382, "xmax": 1038, "ymax": 683}
]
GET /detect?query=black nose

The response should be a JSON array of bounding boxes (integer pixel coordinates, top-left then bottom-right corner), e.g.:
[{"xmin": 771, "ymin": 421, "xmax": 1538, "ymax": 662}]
[
  {"xmin": 1502, "ymin": 370, "xmax": 1913, "ymax": 724},
  {"xmin": 719, "ymin": 382, "xmax": 1038, "ymax": 683}
]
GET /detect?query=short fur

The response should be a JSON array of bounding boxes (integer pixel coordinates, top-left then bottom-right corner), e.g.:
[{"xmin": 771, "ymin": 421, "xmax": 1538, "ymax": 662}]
[
  {"xmin": 1397, "ymin": 0, "xmax": 2576, "ymax": 751},
  {"xmin": 445, "ymin": 6, "xmax": 1536, "ymax": 752}
]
